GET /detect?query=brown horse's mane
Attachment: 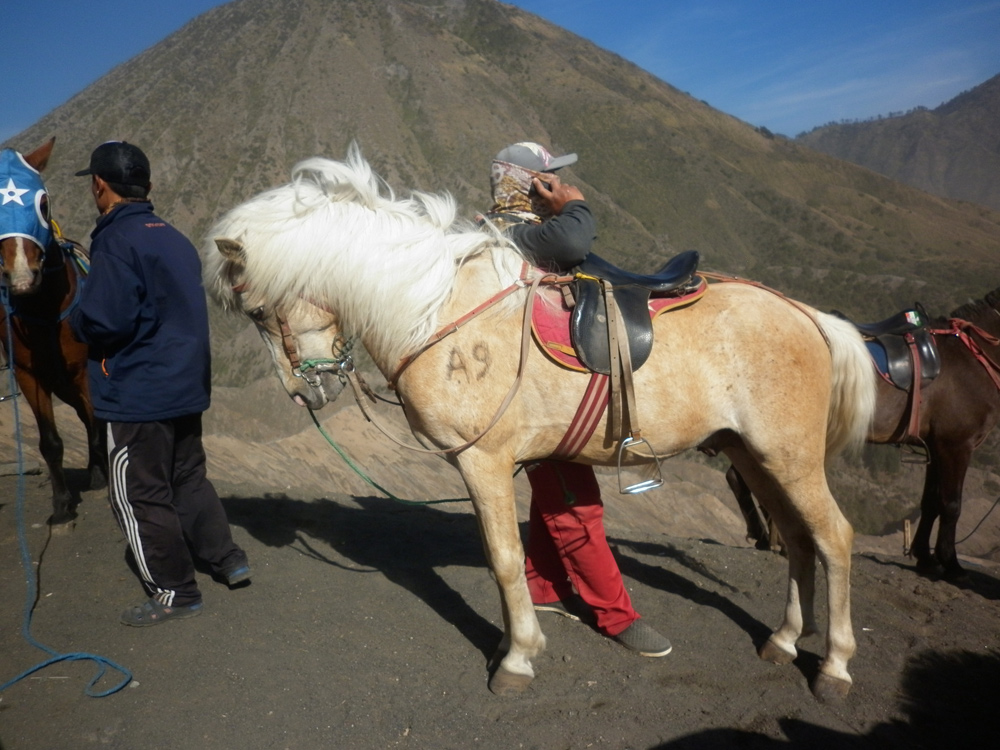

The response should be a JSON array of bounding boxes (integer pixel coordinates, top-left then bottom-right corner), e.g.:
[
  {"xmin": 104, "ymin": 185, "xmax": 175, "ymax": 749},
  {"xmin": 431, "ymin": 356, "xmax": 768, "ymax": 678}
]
[{"xmin": 949, "ymin": 286, "xmax": 1000, "ymax": 325}]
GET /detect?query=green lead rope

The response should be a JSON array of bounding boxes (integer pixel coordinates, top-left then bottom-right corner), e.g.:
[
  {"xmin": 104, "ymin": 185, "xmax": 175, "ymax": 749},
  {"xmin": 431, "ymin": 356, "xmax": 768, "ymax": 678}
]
[{"xmin": 308, "ymin": 408, "xmax": 469, "ymax": 505}]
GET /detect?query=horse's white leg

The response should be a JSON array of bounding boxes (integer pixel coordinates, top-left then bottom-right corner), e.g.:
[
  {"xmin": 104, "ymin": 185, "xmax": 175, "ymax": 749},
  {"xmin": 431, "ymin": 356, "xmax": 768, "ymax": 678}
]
[
  {"xmin": 807, "ymin": 499, "xmax": 856, "ymax": 703},
  {"xmin": 458, "ymin": 453, "xmax": 545, "ymax": 695},
  {"xmin": 728, "ymin": 449, "xmax": 854, "ymax": 701},
  {"xmin": 775, "ymin": 470, "xmax": 856, "ymax": 703},
  {"xmin": 761, "ymin": 524, "xmax": 815, "ymax": 662}
]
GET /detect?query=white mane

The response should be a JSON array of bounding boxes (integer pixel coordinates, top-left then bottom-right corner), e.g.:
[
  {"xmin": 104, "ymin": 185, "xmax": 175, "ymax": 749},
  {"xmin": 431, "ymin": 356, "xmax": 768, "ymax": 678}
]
[{"xmin": 204, "ymin": 144, "xmax": 525, "ymax": 364}]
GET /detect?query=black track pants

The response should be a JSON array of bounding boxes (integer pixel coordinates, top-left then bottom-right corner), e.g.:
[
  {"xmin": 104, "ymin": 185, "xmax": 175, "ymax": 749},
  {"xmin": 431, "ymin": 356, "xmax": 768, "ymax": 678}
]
[{"xmin": 107, "ymin": 414, "xmax": 245, "ymax": 606}]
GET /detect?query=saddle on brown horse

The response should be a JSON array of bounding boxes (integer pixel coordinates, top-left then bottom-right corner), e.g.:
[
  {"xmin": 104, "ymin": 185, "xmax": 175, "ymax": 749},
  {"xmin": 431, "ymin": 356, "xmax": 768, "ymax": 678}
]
[{"xmin": 834, "ymin": 305, "xmax": 942, "ymax": 390}]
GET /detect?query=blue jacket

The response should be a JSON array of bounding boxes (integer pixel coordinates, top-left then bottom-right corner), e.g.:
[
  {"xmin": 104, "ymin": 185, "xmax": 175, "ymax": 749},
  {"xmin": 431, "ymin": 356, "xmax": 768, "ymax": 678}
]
[{"xmin": 70, "ymin": 202, "xmax": 212, "ymax": 422}]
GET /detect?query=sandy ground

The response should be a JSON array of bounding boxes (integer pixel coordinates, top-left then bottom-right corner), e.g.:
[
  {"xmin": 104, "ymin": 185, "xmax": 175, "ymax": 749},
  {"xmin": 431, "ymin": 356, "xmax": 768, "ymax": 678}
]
[{"xmin": 2, "ymin": 389, "xmax": 1000, "ymax": 749}]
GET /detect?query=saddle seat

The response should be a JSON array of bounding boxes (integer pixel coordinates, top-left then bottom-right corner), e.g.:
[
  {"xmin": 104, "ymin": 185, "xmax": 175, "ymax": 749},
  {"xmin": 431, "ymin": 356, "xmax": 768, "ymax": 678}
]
[
  {"xmin": 570, "ymin": 250, "xmax": 701, "ymax": 375},
  {"xmin": 833, "ymin": 306, "xmax": 941, "ymax": 390},
  {"xmin": 575, "ymin": 250, "xmax": 700, "ymax": 294}
]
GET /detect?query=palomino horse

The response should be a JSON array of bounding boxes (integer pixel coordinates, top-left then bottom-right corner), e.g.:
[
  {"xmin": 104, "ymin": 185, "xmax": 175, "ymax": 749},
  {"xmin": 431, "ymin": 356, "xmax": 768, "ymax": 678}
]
[
  {"xmin": 0, "ymin": 139, "xmax": 107, "ymax": 523},
  {"xmin": 731, "ymin": 291, "xmax": 1000, "ymax": 581},
  {"xmin": 203, "ymin": 146, "xmax": 876, "ymax": 702}
]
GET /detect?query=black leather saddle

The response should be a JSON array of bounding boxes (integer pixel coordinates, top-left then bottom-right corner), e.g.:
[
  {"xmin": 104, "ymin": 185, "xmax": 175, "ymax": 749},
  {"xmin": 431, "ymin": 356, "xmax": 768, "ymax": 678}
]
[
  {"xmin": 570, "ymin": 250, "xmax": 700, "ymax": 375},
  {"xmin": 834, "ymin": 306, "xmax": 941, "ymax": 389}
]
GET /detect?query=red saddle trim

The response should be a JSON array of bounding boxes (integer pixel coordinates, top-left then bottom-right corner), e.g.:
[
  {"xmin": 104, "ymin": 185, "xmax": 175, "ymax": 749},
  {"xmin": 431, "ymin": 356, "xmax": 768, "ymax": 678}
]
[
  {"xmin": 551, "ymin": 372, "xmax": 609, "ymax": 460},
  {"xmin": 531, "ymin": 276, "xmax": 709, "ymax": 371}
]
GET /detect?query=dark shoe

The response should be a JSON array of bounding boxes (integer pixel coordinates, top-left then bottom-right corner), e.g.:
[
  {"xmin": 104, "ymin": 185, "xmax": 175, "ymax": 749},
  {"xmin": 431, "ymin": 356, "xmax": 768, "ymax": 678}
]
[
  {"xmin": 613, "ymin": 620, "xmax": 672, "ymax": 657},
  {"xmin": 533, "ymin": 594, "xmax": 594, "ymax": 624},
  {"xmin": 120, "ymin": 598, "xmax": 202, "ymax": 627},
  {"xmin": 222, "ymin": 564, "xmax": 252, "ymax": 587}
]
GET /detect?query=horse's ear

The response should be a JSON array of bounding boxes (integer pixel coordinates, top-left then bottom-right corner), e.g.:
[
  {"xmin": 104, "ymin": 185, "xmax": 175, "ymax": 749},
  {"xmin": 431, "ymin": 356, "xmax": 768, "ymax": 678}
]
[
  {"xmin": 24, "ymin": 137, "xmax": 56, "ymax": 173},
  {"xmin": 215, "ymin": 238, "xmax": 246, "ymax": 263}
]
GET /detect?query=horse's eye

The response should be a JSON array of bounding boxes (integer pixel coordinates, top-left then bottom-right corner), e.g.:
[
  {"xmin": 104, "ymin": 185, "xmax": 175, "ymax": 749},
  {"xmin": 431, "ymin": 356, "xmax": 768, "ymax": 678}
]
[
  {"xmin": 248, "ymin": 306, "xmax": 267, "ymax": 322},
  {"xmin": 39, "ymin": 194, "xmax": 50, "ymax": 220}
]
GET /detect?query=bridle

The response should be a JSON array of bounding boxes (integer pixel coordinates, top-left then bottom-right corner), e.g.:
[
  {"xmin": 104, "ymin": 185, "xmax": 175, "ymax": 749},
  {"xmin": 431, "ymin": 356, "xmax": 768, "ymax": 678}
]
[
  {"xmin": 230, "ymin": 263, "xmax": 557, "ymax": 455},
  {"xmin": 231, "ymin": 280, "xmax": 355, "ymax": 388}
]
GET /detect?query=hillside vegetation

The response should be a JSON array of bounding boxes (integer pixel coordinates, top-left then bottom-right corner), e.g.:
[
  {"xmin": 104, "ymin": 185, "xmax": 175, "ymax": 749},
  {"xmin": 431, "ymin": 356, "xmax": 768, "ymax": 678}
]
[
  {"xmin": 798, "ymin": 73, "xmax": 1000, "ymax": 212},
  {"xmin": 3, "ymin": 0, "xmax": 999, "ymax": 541}
]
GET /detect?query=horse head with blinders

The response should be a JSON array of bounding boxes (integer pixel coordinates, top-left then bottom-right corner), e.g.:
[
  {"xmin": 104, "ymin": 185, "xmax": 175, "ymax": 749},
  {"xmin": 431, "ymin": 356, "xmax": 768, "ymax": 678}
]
[
  {"xmin": 0, "ymin": 139, "xmax": 55, "ymax": 296},
  {"xmin": 0, "ymin": 137, "xmax": 108, "ymax": 524},
  {"xmin": 213, "ymin": 238, "xmax": 353, "ymax": 410}
]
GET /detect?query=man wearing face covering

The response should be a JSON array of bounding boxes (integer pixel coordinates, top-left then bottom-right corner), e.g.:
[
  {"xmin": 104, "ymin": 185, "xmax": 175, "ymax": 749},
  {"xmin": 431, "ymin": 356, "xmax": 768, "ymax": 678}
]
[{"xmin": 480, "ymin": 142, "xmax": 672, "ymax": 658}]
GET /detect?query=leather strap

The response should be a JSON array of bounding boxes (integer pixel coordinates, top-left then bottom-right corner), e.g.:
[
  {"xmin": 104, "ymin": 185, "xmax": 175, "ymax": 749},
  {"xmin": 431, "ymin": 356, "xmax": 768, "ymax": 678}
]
[
  {"xmin": 346, "ymin": 270, "xmax": 547, "ymax": 456},
  {"xmin": 604, "ymin": 280, "xmax": 641, "ymax": 442}
]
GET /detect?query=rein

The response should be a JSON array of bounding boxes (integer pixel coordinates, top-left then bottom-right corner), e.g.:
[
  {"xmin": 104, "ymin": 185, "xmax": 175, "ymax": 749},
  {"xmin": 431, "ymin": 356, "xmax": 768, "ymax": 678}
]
[
  {"xmin": 933, "ymin": 318, "xmax": 1000, "ymax": 391},
  {"xmin": 342, "ymin": 265, "xmax": 563, "ymax": 456},
  {"xmin": 233, "ymin": 263, "xmax": 567, "ymax": 456}
]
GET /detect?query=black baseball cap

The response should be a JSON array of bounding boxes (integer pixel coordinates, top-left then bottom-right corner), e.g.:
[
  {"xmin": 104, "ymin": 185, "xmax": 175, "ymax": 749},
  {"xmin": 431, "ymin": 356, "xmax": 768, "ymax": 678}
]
[{"xmin": 75, "ymin": 141, "xmax": 151, "ymax": 186}]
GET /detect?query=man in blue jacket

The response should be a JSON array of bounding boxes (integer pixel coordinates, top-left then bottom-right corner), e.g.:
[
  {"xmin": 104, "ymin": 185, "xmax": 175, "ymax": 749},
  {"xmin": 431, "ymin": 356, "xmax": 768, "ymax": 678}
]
[{"xmin": 71, "ymin": 141, "xmax": 249, "ymax": 626}]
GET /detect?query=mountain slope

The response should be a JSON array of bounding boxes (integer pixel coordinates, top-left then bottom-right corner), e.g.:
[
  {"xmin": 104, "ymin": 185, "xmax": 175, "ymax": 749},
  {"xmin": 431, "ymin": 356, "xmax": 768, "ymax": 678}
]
[
  {"xmin": 797, "ymin": 73, "xmax": 1000, "ymax": 211},
  {"xmin": 2, "ymin": 0, "xmax": 998, "ymax": 357}
]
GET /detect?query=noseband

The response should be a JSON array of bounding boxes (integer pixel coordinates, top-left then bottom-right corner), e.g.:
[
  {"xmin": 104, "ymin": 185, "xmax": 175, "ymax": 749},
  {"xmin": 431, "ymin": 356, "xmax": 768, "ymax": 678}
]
[{"xmin": 231, "ymin": 280, "xmax": 354, "ymax": 387}]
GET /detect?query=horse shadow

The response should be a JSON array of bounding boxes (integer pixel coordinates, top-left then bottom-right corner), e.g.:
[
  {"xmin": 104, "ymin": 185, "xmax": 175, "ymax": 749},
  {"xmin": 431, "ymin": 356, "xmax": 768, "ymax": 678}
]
[
  {"xmin": 223, "ymin": 493, "xmax": 790, "ymax": 666},
  {"xmin": 608, "ymin": 536, "xmax": 823, "ymax": 686},
  {"xmin": 857, "ymin": 552, "xmax": 1000, "ymax": 601},
  {"xmin": 221, "ymin": 493, "xmax": 502, "ymax": 658},
  {"xmin": 647, "ymin": 648, "xmax": 1000, "ymax": 749}
]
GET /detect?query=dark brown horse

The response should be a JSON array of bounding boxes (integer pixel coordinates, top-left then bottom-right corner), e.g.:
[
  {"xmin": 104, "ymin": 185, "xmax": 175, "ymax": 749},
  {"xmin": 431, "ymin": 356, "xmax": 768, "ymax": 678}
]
[
  {"xmin": 1, "ymin": 138, "xmax": 107, "ymax": 523},
  {"xmin": 730, "ymin": 288, "xmax": 1000, "ymax": 581}
]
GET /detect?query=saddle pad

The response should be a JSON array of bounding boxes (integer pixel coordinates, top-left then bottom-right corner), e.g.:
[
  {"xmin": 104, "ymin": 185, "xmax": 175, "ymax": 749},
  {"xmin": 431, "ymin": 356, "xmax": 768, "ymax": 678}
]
[
  {"xmin": 532, "ymin": 276, "xmax": 708, "ymax": 372},
  {"xmin": 865, "ymin": 340, "xmax": 890, "ymax": 380}
]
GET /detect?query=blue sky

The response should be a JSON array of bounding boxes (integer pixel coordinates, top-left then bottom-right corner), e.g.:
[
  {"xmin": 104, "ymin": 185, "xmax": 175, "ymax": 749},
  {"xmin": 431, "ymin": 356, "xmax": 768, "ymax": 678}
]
[{"xmin": 2, "ymin": 0, "xmax": 998, "ymax": 143}]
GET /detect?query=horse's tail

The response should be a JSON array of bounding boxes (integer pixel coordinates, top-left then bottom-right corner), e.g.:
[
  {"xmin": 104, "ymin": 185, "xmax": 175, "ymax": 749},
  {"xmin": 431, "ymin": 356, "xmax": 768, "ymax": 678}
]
[{"xmin": 814, "ymin": 312, "xmax": 876, "ymax": 458}]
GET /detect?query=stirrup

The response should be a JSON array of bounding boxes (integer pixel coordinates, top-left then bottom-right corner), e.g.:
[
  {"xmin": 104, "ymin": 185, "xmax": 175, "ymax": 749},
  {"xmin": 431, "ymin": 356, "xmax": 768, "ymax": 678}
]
[
  {"xmin": 617, "ymin": 435, "xmax": 664, "ymax": 494},
  {"xmin": 899, "ymin": 441, "xmax": 929, "ymax": 465}
]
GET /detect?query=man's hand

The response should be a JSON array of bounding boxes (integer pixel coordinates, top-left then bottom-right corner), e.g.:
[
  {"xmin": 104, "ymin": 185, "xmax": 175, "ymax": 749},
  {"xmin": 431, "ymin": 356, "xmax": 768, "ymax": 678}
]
[{"xmin": 532, "ymin": 173, "xmax": 585, "ymax": 215}]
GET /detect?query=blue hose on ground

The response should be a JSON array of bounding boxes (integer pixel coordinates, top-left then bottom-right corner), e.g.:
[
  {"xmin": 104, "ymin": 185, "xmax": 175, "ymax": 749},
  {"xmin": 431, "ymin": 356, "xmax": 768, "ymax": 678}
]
[{"xmin": 1, "ymin": 304, "xmax": 132, "ymax": 697}]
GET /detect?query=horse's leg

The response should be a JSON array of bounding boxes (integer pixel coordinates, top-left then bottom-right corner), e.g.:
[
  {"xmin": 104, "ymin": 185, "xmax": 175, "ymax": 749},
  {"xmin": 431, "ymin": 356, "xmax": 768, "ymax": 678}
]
[
  {"xmin": 783, "ymin": 470, "xmax": 855, "ymax": 702},
  {"xmin": 730, "ymin": 449, "xmax": 855, "ymax": 702},
  {"xmin": 911, "ymin": 459, "xmax": 942, "ymax": 576},
  {"xmin": 729, "ymin": 455, "xmax": 816, "ymax": 660},
  {"xmin": 928, "ymin": 441, "xmax": 973, "ymax": 582},
  {"xmin": 18, "ymin": 377, "xmax": 74, "ymax": 523},
  {"xmin": 63, "ymin": 385, "xmax": 108, "ymax": 491},
  {"xmin": 726, "ymin": 464, "xmax": 770, "ymax": 550},
  {"xmin": 457, "ymin": 452, "xmax": 544, "ymax": 695}
]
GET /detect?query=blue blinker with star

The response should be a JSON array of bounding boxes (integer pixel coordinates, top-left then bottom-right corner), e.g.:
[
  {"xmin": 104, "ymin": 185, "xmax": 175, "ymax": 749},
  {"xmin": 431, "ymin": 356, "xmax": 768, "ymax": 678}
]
[{"xmin": 0, "ymin": 148, "xmax": 53, "ymax": 253}]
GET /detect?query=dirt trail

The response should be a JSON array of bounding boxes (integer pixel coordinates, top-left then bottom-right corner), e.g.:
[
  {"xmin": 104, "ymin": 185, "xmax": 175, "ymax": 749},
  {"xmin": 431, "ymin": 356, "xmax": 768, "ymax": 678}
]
[{"xmin": 2, "ymin": 388, "xmax": 999, "ymax": 748}]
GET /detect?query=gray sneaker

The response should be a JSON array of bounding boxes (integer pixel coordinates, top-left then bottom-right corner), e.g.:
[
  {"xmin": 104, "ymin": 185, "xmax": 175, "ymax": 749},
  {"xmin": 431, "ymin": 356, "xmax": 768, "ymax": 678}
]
[{"xmin": 613, "ymin": 620, "xmax": 672, "ymax": 657}]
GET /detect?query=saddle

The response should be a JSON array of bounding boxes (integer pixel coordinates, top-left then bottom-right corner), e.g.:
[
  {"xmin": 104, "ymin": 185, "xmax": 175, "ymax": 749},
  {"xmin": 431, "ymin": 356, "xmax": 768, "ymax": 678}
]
[
  {"xmin": 570, "ymin": 250, "xmax": 701, "ymax": 375},
  {"xmin": 834, "ymin": 306, "xmax": 941, "ymax": 390}
]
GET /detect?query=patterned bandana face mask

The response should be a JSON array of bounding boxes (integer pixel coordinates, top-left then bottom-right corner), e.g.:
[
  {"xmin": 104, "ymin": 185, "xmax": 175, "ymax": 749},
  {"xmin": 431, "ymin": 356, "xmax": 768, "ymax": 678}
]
[
  {"xmin": 488, "ymin": 159, "xmax": 555, "ymax": 224},
  {"xmin": 0, "ymin": 149, "xmax": 53, "ymax": 253}
]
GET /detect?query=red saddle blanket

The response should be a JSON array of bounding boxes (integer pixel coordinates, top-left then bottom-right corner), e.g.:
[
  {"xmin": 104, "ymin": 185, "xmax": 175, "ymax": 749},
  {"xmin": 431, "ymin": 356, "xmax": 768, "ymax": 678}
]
[{"xmin": 531, "ymin": 277, "xmax": 709, "ymax": 372}]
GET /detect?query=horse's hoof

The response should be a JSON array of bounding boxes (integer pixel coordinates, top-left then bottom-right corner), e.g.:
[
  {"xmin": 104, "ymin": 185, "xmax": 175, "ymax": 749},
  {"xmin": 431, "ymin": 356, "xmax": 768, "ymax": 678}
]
[
  {"xmin": 812, "ymin": 673, "xmax": 852, "ymax": 703},
  {"xmin": 914, "ymin": 556, "xmax": 943, "ymax": 578},
  {"xmin": 488, "ymin": 668, "xmax": 533, "ymax": 696},
  {"xmin": 759, "ymin": 638, "xmax": 796, "ymax": 665},
  {"xmin": 941, "ymin": 567, "xmax": 970, "ymax": 585}
]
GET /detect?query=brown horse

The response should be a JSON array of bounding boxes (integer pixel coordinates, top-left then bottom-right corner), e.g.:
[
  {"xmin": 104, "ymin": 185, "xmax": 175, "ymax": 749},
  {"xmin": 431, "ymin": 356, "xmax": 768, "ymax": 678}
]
[
  {"xmin": 0, "ymin": 138, "xmax": 107, "ymax": 523},
  {"xmin": 204, "ymin": 148, "xmax": 878, "ymax": 702},
  {"xmin": 730, "ymin": 290, "xmax": 1000, "ymax": 581}
]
